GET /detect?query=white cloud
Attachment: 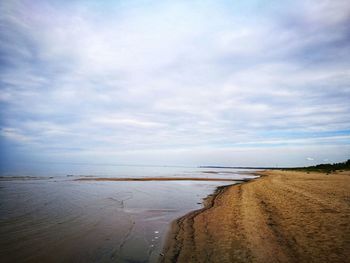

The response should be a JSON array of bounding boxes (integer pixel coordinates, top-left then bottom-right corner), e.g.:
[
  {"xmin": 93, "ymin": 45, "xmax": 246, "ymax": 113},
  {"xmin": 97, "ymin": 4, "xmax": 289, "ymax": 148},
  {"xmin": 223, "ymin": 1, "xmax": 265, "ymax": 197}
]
[
  {"xmin": 92, "ymin": 116, "xmax": 164, "ymax": 128},
  {"xmin": 1, "ymin": 128, "xmax": 32, "ymax": 142}
]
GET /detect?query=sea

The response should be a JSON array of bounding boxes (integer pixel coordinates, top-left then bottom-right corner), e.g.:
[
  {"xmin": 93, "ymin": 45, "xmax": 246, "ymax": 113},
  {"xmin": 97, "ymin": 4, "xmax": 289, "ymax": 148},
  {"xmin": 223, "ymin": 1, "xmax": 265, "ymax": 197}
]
[{"xmin": 0, "ymin": 165, "xmax": 259, "ymax": 263}]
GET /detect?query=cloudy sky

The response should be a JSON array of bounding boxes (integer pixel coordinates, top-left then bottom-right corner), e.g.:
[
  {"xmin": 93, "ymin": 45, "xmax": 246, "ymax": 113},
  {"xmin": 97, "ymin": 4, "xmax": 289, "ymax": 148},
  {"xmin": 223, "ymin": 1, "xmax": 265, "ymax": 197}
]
[{"xmin": 1, "ymin": 0, "xmax": 349, "ymax": 174}]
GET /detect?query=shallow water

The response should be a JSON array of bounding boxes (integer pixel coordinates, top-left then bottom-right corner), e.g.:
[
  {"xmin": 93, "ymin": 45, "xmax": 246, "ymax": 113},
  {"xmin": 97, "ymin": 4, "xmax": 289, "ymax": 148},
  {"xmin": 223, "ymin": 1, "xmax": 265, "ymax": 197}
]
[{"xmin": 0, "ymin": 167, "xmax": 258, "ymax": 263}]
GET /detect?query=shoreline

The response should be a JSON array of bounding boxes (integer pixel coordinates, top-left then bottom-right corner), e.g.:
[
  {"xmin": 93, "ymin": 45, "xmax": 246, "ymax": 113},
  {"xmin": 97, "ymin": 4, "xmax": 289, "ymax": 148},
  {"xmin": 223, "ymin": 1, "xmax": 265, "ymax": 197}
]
[
  {"xmin": 160, "ymin": 170, "xmax": 350, "ymax": 263},
  {"xmin": 75, "ymin": 177, "xmax": 250, "ymax": 182},
  {"xmin": 159, "ymin": 175, "xmax": 258, "ymax": 263}
]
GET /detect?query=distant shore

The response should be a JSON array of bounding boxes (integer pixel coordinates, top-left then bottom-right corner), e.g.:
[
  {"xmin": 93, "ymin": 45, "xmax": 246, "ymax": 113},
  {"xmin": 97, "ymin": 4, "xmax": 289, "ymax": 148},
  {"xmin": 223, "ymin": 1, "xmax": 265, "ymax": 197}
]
[{"xmin": 160, "ymin": 170, "xmax": 350, "ymax": 263}]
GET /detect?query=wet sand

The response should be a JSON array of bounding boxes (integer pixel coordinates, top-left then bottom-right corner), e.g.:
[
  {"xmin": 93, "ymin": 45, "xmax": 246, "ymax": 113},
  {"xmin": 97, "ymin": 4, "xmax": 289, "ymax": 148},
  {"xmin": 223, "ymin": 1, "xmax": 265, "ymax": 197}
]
[{"xmin": 161, "ymin": 170, "xmax": 350, "ymax": 263}]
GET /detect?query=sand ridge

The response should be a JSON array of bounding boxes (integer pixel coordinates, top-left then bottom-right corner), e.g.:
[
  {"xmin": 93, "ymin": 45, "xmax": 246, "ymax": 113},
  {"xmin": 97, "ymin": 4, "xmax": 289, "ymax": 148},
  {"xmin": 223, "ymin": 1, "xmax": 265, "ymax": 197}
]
[{"xmin": 160, "ymin": 170, "xmax": 350, "ymax": 263}]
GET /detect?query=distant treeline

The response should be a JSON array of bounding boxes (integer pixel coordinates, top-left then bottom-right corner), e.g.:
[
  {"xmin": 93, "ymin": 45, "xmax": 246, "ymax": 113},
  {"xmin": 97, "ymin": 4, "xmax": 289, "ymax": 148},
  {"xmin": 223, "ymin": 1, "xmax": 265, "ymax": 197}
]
[{"xmin": 284, "ymin": 159, "xmax": 350, "ymax": 173}]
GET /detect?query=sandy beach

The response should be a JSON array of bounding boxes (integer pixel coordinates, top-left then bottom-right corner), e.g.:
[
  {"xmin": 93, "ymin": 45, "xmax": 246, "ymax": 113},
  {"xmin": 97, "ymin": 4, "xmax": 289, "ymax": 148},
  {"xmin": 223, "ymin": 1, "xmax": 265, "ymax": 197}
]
[{"xmin": 161, "ymin": 170, "xmax": 350, "ymax": 263}]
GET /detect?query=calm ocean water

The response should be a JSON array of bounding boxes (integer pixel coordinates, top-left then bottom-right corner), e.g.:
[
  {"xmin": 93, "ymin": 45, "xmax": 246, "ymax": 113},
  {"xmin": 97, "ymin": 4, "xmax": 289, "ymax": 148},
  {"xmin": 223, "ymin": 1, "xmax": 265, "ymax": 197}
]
[{"xmin": 0, "ymin": 166, "xmax": 259, "ymax": 262}]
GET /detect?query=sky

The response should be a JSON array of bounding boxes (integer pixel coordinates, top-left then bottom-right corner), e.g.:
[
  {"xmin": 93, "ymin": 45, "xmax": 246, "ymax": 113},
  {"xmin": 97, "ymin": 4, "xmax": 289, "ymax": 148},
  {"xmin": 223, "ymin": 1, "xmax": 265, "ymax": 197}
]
[{"xmin": 1, "ymin": 0, "xmax": 350, "ymax": 174}]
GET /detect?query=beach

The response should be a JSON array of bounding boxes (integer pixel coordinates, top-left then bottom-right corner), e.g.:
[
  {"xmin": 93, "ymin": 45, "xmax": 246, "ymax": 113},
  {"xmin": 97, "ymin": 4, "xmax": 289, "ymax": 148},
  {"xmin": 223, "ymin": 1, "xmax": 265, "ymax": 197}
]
[{"xmin": 161, "ymin": 170, "xmax": 350, "ymax": 263}]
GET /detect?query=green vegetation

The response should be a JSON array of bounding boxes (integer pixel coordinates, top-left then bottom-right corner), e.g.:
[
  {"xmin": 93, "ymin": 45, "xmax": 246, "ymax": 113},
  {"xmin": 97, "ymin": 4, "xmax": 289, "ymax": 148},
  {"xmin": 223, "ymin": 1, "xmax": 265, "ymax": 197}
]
[{"xmin": 284, "ymin": 159, "xmax": 350, "ymax": 173}]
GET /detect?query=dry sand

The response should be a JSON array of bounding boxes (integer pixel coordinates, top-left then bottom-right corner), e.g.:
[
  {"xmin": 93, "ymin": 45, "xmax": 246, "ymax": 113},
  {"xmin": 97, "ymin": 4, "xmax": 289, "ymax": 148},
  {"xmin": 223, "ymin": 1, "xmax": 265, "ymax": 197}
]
[{"xmin": 160, "ymin": 170, "xmax": 350, "ymax": 263}]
